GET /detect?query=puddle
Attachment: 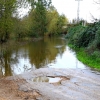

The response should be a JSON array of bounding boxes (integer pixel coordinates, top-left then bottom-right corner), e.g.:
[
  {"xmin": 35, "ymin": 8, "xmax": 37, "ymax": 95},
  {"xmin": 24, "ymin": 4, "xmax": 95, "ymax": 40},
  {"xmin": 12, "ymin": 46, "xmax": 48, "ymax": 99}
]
[
  {"xmin": 32, "ymin": 76, "xmax": 63, "ymax": 83},
  {"xmin": 49, "ymin": 77, "xmax": 62, "ymax": 83},
  {"xmin": 32, "ymin": 76, "xmax": 70, "ymax": 84}
]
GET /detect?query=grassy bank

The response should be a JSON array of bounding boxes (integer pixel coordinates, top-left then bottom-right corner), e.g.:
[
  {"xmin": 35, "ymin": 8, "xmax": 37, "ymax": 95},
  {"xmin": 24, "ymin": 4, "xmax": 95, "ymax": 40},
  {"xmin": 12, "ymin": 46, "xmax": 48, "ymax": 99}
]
[
  {"xmin": 76, "ymin": 49, "xmax": 100, "ymax": 70},
  {"xmin": 69, "ymin": 45, "xmax": 100, "ymax": 70},
  {"xmin": 66, "ymin": 21, "xmax": 100, "ymax": 70}
]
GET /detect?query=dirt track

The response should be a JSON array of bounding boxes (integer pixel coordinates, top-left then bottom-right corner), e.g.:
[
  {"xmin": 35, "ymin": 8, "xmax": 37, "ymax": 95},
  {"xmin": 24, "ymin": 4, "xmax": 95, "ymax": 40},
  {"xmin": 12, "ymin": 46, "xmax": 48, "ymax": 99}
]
[{"xmin": 0, "ymin": 68, "xmax": 100, "ymax": 100}]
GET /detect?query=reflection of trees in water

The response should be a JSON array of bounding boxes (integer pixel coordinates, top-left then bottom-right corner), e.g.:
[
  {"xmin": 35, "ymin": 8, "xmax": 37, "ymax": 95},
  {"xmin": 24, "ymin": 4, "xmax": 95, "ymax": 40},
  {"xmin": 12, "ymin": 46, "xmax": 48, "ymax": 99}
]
[
  {"xmin": 33, "ymin": 76, "xmax": 49, "ymax": 82},
  {"xmin": 28, "ymin": 40, "xmax": 48, "ymax": 68},
  {"xmin": 3, "ymin": 53, "xmax": 12, "ymax": 76},
  {"xmin": 11, "ymin": 47, "xmax": 31, "ymax": 73},
  {"xmin": 0, "ymin": 37, "xmax": 66, "ymax": 77},
  {"xmin": 0, "ymin": 47, "xmax": 12, "ymax": 77},
  {"xmin": 0, "ymin": 46, "xmax": 19, "ymax": 77},
  {"xmin": 28, "ymin": 37, "xmax": 66, "ymax": 68},
  {"xmin": 55, "ymin": 46, "xmax": 65, "ymax": 58}
]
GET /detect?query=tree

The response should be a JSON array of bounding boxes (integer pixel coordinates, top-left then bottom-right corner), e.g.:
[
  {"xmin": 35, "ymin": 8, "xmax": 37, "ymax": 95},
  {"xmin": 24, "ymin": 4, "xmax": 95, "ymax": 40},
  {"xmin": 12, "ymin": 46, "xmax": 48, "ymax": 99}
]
[
  {"xmin": 27, "ymin": 0, "xmax": 52, "ymax": 37},
  {"xmin": 56, "ymin": 14, "xmax": 68, "ymax": 34},
  {"xmin": 46, "ymin": 6, "xmax": 68, "ymax": 36},
  {"xmin": 0, "ymin": 0, "xmax": 16, "ymax": 42},
  {"xmin": 46, "ymin": 7, "xmax": 59, "ymax": 36}
]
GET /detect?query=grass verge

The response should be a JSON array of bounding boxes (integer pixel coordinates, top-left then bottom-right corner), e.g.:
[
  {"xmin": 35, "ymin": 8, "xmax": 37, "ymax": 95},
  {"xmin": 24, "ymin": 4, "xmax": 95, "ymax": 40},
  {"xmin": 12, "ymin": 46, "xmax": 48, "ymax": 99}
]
[{"xmin": 69, "ymin": 44, "xmax": 100, "ymax": 70}]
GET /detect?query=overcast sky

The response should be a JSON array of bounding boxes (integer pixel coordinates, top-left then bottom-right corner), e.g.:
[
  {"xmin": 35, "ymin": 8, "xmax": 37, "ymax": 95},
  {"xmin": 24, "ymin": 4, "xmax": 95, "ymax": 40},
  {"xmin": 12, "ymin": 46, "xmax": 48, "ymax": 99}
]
[
  {"xmin": 19, "ymin": 0, "xmax": 100, "ymax": 22},
  {"xmin": 52, "ymin": 0, "xmax": 100, "ymax": 22}
]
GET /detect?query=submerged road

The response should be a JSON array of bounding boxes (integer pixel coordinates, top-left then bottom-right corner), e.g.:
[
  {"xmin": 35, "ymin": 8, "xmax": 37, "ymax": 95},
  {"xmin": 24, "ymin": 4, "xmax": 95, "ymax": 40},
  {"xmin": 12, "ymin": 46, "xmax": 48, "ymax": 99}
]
[{"xmin": 0, "ymin": 68, "xmax": 100, "ymax": 100}]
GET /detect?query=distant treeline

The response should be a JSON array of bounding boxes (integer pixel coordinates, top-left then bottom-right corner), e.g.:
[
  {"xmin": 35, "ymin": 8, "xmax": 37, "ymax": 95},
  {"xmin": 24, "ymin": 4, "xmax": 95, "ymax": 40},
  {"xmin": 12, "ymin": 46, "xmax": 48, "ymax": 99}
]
[{"xmin": 0, "ymin": 0, "xmax": 68, "ymax": 43}]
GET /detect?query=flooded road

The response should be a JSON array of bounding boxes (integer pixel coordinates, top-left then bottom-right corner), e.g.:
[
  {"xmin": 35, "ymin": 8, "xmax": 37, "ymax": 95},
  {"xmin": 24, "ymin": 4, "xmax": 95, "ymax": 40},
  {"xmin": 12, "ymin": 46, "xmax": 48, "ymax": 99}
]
[
  {"xmin": 0, "ymin": 38, "xmax": 100, "ymax": 100},
  {"xmin": 1, "ymin": 68, "xmax": 100, "ymax": 100},
  {"xmin": 0, "ymin": 37, "xmax": 87, "ymax": 77}
]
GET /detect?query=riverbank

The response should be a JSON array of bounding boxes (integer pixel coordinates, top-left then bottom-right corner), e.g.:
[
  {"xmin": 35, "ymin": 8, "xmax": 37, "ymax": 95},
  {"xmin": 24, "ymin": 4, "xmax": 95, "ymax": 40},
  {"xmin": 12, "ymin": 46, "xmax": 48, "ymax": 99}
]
[
  {"xmin": 76, "ymin": 48, "xmax": 100, "ymax": 70},
  {"xmin": 66, "ymin": 22, "xmax": 100, "ymax": 70},
  {"xmin": 0, "ymin": 68, "xmax": 100, "ymax": 100},
  {"xmin": 68, "ymin": 45, "xmax": 100, "ymax": 70},
  {"xmin": 0, "ymin": 37, "xmax": 43, "ymax": 54}
]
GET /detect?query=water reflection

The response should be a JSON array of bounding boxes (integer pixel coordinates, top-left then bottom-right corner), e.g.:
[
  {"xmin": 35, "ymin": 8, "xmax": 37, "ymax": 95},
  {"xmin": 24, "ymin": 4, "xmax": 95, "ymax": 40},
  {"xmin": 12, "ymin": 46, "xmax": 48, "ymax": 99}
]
[
  {"xmin": 48, "ymin": 46, "xmax": 86, "ymax": 69},
  {"xmin": 0, "ymin": 37, "xmax": 87, "ymax": 77},
  {"xmin": 0, "ymin": 37, "xmax": 66, "ymax": 77},
  {"xmin": 28, "ymin": 38, "xmax": 65, "ymax": 69},
  {"xmin": 33, "ymin": 76, "xmax": 62, "ymax": 83}
]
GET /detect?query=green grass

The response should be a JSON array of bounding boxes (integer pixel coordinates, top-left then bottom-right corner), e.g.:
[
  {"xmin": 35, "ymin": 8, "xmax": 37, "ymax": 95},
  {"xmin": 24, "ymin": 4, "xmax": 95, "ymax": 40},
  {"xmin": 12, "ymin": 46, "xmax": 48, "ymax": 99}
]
[
  {"xmin": 68, "ymin": 44, "xmax": 100, "ymax": 70},
  {"xmin": 77, "ymin": 49, "xmax": 100, "ymax": 69}
]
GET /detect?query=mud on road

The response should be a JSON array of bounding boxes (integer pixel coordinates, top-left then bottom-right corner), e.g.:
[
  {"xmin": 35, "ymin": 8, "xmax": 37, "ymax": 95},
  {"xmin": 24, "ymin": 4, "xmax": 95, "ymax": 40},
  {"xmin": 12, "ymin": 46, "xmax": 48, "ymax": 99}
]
[{"xmin": 0, "ymin": 68, "xmax": 100, "ymax": 100}]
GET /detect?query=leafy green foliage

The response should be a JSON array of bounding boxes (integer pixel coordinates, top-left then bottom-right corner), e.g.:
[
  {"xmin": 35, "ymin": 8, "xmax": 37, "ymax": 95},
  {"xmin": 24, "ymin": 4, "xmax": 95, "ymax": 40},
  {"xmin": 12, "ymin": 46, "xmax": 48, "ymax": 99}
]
[
  {"xmin": 67, "ymin": 21, "xmax": 100, "ymax": 69},
  {"xmin": 27, "ymin": 0, "xmax": 52, "ymax": 37},
  {"xmin": 76, "ymin": 22, "xmax": 100, "ymax": 47},
  {"xmin": 46, "ymin": 6, "xmax": 68, "ymax": 36},
  {"xmin": 0, "ymin": 0, "xmax": 16, "ymax": 42},
  {"xmin": 0, "ymin": 0, "xmax": 68, "ymax": 42},
  {"xmin": 46, "ymin": 7, "xmax": 59, "ymax": 35},
  {"xmin": 66, "ymin": 21, "xmax": 100, "ymax": 48},
  {"xmin": 66, "ymin": 25, "xmax": 85, "ymax": 45},
  {"xmin": 27, "ymin": 0, "xmax": 51, "ymax": 8},
  {"xmin": 27, "ymin": 4, "xmax": 68, "ymax": 37},
  {"xmin": 56, "ymin": 14, "xmax": 68, "ymax": 34}
]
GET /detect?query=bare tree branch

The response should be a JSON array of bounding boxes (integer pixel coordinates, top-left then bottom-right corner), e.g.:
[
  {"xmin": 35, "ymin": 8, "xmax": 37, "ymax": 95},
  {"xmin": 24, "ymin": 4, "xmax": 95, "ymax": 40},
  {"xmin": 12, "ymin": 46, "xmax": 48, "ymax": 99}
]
[
  {"xmin": 93, "ymin": 0, "xmax": 100, "ymax": 4},
  {"xmin": 90, "ymin": 13, "xmax": 98, "ymax": 22}
]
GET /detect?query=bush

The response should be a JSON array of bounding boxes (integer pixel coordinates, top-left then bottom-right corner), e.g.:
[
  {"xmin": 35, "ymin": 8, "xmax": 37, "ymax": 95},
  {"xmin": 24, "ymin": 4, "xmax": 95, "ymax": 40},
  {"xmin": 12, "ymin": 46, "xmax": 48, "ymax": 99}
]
[
  {"xmin": 66, "ymin": 21, "xmax": 100, "ymax": 69},
  {"xmin": 66, "ymin": 21, "xmax": 100, "ymax": 48},
  {"xmin": 75, "ymin": 26, "xmax": 95, "ymax": 47},
  {"xmin": 65, "ymin": 25, "xmax": 85, "ymax": 45}
]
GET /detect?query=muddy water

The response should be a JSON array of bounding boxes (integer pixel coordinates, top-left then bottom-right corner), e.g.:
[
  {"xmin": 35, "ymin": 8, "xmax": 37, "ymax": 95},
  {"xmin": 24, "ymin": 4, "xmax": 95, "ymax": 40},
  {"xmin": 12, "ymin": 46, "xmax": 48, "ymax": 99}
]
[{"xmin": 0, "ymin": 37, "xmax": 87, "ymax": 77}]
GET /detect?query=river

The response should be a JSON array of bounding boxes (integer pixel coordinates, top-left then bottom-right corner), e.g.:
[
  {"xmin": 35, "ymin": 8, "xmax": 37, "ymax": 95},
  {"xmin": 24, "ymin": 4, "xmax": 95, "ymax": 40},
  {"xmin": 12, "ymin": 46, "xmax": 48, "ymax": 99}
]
[{"xmin": 0, "ymin": 37, "xmax": 88, "ymax": 77}]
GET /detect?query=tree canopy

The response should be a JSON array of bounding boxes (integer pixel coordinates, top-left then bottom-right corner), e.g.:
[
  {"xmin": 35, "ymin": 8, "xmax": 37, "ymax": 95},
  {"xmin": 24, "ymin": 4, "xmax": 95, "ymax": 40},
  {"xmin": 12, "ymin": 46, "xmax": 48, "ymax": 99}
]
[
  {"xmin": 0, "ymin": 0, "xmax": 17, "ymax": 42},
  {"xmin": 0, "ymin": 0, "xmax": 69, "ymax": 42}
]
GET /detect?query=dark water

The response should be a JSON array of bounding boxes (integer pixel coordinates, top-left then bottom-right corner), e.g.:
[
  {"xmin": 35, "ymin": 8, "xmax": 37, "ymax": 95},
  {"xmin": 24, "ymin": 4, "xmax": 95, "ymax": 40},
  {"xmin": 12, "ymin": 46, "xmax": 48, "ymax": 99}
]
[{"xmin": 0, "ymin": 37, "xmax": 87, "ymax": 77}]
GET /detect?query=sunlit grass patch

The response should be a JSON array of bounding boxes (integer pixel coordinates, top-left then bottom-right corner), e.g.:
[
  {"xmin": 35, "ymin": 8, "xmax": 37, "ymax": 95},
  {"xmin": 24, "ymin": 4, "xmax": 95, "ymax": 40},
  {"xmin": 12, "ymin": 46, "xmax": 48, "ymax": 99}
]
[{"xmin": 76, "ymin": 48, "xmax": 100, "ymax": 70}]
